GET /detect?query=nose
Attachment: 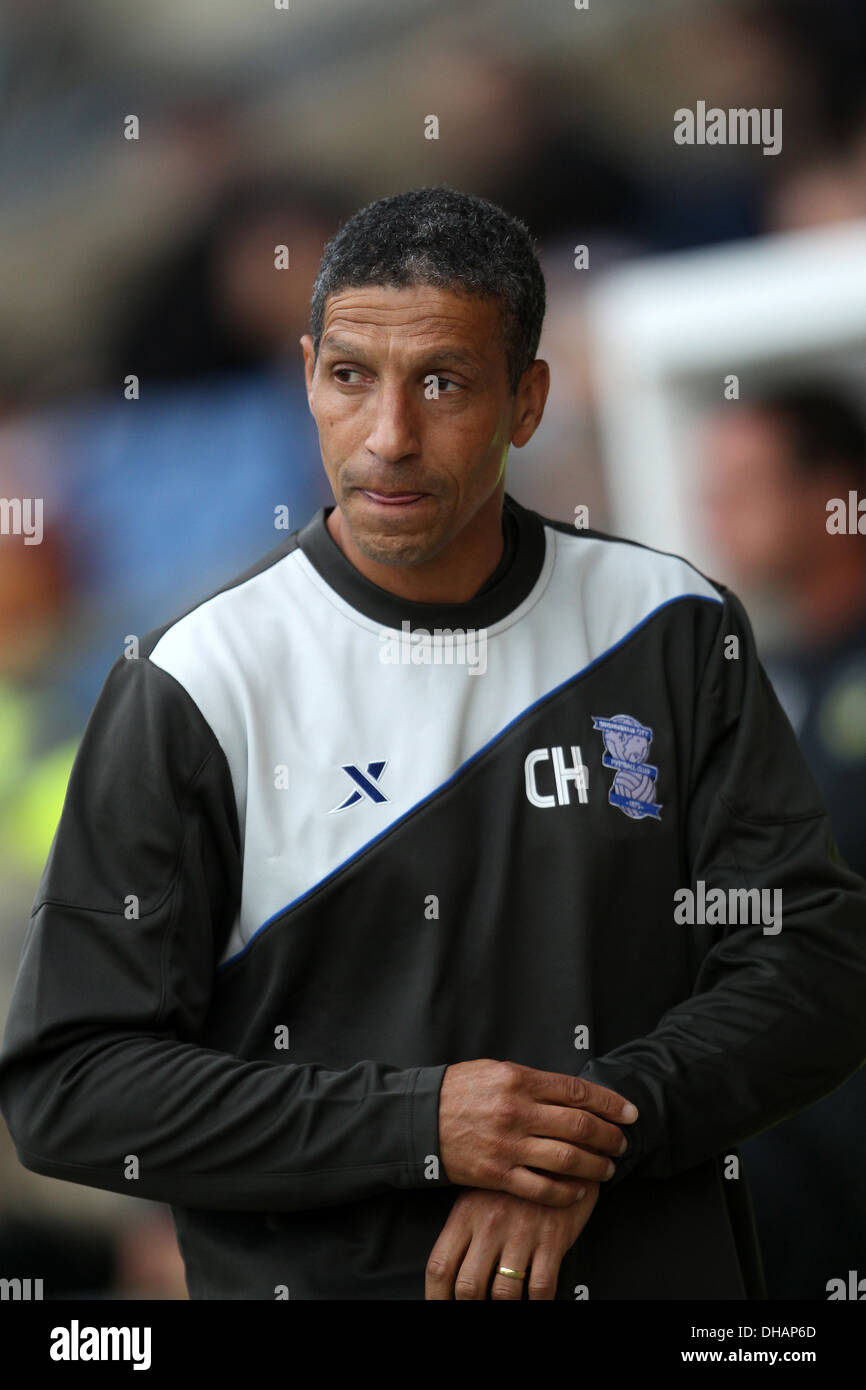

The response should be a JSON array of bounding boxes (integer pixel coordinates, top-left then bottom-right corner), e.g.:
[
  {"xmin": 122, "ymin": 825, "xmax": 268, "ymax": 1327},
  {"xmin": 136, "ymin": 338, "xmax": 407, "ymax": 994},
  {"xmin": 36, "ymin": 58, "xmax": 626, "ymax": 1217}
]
[{"xmin": 364, "ymin": 381, "xmax": 420, "ymax": 463}]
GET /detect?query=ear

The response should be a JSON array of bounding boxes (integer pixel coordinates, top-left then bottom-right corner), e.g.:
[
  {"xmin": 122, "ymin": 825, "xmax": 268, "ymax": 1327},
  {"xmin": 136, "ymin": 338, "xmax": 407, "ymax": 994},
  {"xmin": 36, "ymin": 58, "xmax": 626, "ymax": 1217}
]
[
  {"xmin": 300, "ymin": 335, "xmax": 317, "ymax": 412},
  {"xmin": 511, "ymin": 359, "xmax": 550, "ymax": 448}
]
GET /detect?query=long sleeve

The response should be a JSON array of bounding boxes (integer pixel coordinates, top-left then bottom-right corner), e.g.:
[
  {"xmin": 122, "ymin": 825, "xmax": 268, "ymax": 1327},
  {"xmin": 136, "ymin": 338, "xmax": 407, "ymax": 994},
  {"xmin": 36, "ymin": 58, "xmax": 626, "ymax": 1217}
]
[
  {"xmin": 581, "ymin": 587, "xmax": 866, "ymax": 1187},
  {"xmin": 0, "ymin": 651, "xmax": 449, "ymax": 1212}
]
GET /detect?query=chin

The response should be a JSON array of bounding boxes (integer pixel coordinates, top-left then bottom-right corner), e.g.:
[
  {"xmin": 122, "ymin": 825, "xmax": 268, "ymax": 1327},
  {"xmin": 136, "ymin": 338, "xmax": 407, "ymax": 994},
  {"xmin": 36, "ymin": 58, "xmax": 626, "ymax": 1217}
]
[
  {"xmin": 344, "ymin": 497, "xmax": 450, "ymax": 568},
  {"xmin": 354, "ymin": 530, "xmax": 440, "ymax": 567}
]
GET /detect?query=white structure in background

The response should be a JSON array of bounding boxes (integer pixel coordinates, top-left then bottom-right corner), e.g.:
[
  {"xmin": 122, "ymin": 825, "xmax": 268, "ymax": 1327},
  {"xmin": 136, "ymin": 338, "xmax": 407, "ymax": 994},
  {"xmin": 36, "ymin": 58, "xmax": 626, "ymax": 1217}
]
[{"xmin": 586, "ymin": 219, "xmax": 866, "ymax": 572}]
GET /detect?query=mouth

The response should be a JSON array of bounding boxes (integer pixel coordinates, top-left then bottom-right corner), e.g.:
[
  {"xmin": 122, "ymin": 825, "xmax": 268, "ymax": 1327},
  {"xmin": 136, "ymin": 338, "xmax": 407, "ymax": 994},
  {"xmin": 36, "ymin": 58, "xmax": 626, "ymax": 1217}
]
[{"xmin": 358, "ymin": 489, "xmax": 430, "ymax": 507}]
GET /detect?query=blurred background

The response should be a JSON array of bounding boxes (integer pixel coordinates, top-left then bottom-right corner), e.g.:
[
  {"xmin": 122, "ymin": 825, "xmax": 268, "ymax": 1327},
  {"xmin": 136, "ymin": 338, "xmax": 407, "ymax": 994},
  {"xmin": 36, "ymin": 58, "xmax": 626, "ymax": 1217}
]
[{"xmin": 1, "ymin": 0, "xmax": 865, "ymax": 1299}]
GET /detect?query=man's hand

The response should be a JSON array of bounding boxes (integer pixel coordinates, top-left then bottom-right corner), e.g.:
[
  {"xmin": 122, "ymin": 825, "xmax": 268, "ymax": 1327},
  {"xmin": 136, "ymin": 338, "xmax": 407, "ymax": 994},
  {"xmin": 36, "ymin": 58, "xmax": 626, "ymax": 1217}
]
[
  {"xmin": 425, "ymin": 1183, "xmax": 601, "ymax": 1300},
  {"xmin": 438, "ymin": 1059, "xmax": 637, "ymax": 1205}
]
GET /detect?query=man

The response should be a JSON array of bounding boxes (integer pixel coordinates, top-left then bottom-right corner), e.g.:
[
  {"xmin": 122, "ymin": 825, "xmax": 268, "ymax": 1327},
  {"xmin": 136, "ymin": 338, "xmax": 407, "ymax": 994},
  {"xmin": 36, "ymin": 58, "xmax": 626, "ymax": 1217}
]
[
  {"xmin": 699, "ymin": 387, "xmax": 866, "ymax": 1298},
  {"xmin": 700, "ymin": 387, "xmax": 866, "ymax": 882},
  {"xmin": 1, "ymin": 187, "xmax": 865, "ymax": 1301}
]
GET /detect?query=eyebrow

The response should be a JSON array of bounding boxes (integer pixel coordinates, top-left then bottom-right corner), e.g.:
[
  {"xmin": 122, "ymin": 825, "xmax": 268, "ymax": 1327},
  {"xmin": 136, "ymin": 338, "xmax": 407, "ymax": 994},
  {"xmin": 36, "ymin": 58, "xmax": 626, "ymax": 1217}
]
[{"xmin": 319, "ymin": 338, "xmax": 480, "ymax": 370}]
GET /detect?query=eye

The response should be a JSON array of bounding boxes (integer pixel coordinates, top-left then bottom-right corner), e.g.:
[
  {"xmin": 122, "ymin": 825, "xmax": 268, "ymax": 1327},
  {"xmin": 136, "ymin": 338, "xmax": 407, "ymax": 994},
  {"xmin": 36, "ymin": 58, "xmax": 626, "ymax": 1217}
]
[
  {"xmin": 333, "ymin": 368, "xmax": 364, "ymax": 384},
  {"xmin": 433, "ymin": 377, "xmax": 460, "ymax": 392}
]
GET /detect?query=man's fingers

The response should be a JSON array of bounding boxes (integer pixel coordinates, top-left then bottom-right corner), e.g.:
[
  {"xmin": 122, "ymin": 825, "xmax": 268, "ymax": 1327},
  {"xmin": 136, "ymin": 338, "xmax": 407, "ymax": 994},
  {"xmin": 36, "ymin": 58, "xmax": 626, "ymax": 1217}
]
[
  {"xmin": 528, "ymin": 1068, "xmax": 639, "ymax": 1122},
  {"xmin": 518, "ymin": 1136, "xmax": 616, "ymax": 1183},
  {"xmin": 425, "ymin": 1223, "xmax": 471, "ymax": 1300},
  {"xmin": 502, "ymin": 1165, "xmax": 587, "ymax": 1207},
  {"xmin": 489, "ymin": 1243, "xmax": 533, "ymax": 1301},
  {"xmin": 526, "ymin": 1246, "xmax": 562, "ymax": 1301},
  {"xmin": 453, "ymin": 1231, "xmax": 502, "ymax": 1301},
  {"xmin": 528, "ymin": 1099, "xmax": 627, "ymax": 1156}
]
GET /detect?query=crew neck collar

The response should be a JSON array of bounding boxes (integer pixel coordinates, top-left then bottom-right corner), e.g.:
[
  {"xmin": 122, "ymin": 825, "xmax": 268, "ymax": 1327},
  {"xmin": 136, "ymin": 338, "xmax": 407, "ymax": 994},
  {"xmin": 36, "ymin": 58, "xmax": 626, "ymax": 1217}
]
[{"xmin": 296, "ymin": 492, "xmax": 546, "ymax": 631}]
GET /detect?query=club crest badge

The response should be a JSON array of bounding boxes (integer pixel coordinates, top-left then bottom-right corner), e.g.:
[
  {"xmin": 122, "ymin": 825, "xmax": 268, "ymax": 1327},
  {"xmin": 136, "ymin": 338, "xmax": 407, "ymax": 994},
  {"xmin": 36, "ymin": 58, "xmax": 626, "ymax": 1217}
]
[{"xmin": 591, "ymin": 714, "xmax": 662, "ymax": 820}]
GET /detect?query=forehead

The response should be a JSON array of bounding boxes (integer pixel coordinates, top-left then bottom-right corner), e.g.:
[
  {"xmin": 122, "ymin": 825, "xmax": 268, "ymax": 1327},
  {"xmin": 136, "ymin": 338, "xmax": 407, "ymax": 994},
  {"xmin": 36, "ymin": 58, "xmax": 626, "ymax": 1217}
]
[
  {"xmin": 319, "ymin": 284, "xmax": 504, "ymax": 357},
  {"xmin": 703, "ymin": 407, "xmax": 788, "ymax": 458}
]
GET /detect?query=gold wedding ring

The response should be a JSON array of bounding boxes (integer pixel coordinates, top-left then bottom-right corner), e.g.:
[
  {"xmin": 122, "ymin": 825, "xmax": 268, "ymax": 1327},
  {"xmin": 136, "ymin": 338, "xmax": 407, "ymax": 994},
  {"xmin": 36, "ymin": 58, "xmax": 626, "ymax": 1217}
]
[{"xmin": 497, "ymin": 1266, "xmax": 527, "ymax": 1280}]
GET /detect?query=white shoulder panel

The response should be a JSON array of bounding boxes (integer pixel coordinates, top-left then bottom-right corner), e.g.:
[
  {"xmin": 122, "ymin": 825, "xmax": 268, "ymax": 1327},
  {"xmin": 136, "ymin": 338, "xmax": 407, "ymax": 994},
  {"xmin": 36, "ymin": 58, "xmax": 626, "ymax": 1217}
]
[{"xmin": 149, "ymin": 527, "xmax": 722, "ymax": 964}]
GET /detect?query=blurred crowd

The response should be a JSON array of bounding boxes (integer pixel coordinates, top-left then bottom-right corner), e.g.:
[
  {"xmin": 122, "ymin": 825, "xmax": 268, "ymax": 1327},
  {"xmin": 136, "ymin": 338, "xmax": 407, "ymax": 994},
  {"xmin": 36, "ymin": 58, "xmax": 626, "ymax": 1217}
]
[{"xmin": 1, "ymin": 0, "xmax": 865, "ymax": 1299}]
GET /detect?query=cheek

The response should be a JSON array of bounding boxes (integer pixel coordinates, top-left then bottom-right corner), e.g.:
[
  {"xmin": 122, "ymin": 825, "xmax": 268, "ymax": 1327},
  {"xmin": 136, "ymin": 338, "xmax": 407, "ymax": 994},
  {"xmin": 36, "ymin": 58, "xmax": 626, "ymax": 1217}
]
[
  {"xmin": 447, "ymin": 409, "xmax": 505, "ymax": 459},
  {"xmin": 313, "ymin": 403, "xmax": 348, "ymax": 441}
]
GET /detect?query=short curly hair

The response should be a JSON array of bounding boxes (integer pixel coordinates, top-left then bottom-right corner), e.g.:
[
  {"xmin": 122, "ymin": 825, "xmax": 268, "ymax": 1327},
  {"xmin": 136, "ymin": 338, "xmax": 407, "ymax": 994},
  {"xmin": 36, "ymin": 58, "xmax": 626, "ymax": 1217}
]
[{"xmin": 310, "ymin": 186, "xmax": 546, "ymax": 395}]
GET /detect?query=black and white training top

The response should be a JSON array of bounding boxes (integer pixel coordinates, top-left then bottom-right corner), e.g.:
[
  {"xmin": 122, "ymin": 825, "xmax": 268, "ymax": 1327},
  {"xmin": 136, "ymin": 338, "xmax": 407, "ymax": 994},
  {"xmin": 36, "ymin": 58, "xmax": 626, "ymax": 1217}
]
[{"xmin": 2, "ymin": 492, "xmax": 866, "ymax": 1300}]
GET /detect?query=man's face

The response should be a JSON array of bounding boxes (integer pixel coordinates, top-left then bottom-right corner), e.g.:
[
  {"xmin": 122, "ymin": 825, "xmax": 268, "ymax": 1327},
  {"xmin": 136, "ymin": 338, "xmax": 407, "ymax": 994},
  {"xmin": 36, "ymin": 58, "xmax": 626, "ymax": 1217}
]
[
  {"xmin": 300, "ymin": 284, "xmax": 529, "ymax": 567},
  {"xmin": 698, "ymin": 407, "xmax": 832, "ymax": 589}
]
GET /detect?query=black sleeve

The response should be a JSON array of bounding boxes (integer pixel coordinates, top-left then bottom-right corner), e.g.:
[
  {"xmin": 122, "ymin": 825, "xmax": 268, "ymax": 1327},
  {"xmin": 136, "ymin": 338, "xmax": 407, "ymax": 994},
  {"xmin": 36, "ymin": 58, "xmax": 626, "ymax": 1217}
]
[
  {"xmin": 579, "ymin": 588, "xmax": 866, "ymax": 1187},
  {"xmin": 0, "ymin": 651, "xmax": 449, "ymax": 1212}
]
